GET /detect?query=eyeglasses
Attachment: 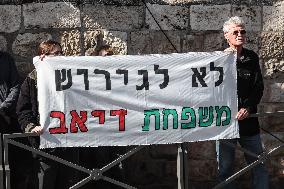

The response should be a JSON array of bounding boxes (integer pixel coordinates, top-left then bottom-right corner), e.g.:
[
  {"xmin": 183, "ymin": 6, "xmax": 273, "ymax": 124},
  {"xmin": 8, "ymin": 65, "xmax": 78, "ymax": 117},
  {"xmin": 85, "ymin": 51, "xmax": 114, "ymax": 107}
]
[{"xmin": 232, "ymin": 30, "xmax": 246, "ymax": 35}]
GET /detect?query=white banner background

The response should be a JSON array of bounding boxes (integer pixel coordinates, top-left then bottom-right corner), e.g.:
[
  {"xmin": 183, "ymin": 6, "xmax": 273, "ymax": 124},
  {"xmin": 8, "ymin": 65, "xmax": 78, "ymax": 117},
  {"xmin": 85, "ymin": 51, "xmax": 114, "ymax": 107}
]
[{"xmin": 34, "ymin": 52, "xmax": 238, "ymax": 148}]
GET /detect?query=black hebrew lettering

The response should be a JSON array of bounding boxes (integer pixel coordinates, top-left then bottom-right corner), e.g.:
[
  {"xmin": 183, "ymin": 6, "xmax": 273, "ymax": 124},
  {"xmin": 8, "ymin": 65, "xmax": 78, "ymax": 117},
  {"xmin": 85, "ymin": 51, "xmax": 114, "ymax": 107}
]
[
  {"xmin": 210, "ymin": 62, "xmax": 224, "ymax": 86},
  {"xmin": 55, "ymin": 69, "xmax": 73, "ymax": 91},
  {"xmin": 116, "ymin": 69, "xmax": 128, "ymax": 85},
  {"xmin": 94, "ymin": 69, "xmax": 111, "ymax": 90},
  {"xmin": 191, "ymin": 67, "xmax": 207, "ymax": 87},
  {"xmin": 154, "ymin": 65, "xmax": 169, "ymax": 89},
  {"xmin": 136, "ymin": 70, "xmax": 149, "ymax": 90},
  {"xmin": 77, "ymin": 69, "xmax": 89, "ymax": 90}
]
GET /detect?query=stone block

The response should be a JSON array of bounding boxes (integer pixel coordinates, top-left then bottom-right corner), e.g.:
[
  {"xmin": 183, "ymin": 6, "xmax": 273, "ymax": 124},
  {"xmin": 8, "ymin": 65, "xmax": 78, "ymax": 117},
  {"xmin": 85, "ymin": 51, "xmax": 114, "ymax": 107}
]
[
  {"xmin": 145, "ymin": 0, "xmax": 227, "ymax": 5},
  {"xmin": 188, "ymin": 159, "xmax": 217, "ymax": 181},
  {"xmin": 270, "ymin": 177, "xmax": 284, "ymax": 189},
  {"xmin": 182, "ymin": 32, "xmax": 225, "ymax": 52},
  {"xmin": 262, "ymin": 81, "xmax": 284, "ymax": 102},
  {"xmin": 23, "ymin": 2, "xmax": 81, "ymax": 29},
  {"xmin": 190, "ymin": 4, "xmax": 231, "ymax": 31},
  {"xmin": 266, "ymin": 155, "xmax": 284, "ymax": 178},
  {"xmin": 0, "ymin": 5, "xmax": 21, "ymax": 33},
  {"xmin": 182, "ymin": 33, "xmax": 204, "ymax": 52},
  {"xmin": 129, "ymin": 30, "xmax": 181, "ymax": 54},
  {"xmin": 102, "ymin": 30, "xmax": 127, "ymax": 55},
  {"xmin": 260, "ymin": 32, "xmax": 284, "ymax": 59},
  {"xmin": 150, "ymin": 31, "xmax": 181, "ymax": 54},
  {"xmin": 145, "ymin": 3, "xmax": 189, "ymax": 30},
  {"xmin": 128, "ymin": 31, "xmax": 152, "ymax": 55},
  {"xmin": 149, "ymin": 144, "xmax": 177, "ymax": 160},
  {"xmin": 187, "ymin": 181, "xmax": 216, "ymax": 189},
  {"xmin": 85, "ymin": 0, "xmax": 142, "ymax": 5},
  {"xmin": 244, "ymin": 32, "xmax": 260, "ymax": 53},
  {"xmin": 232, "ymin": 6, "xmax": 261, "ymax": 31},
  {"xmin": 60, "ymin": 30, "xmax": 81, "ymax": 56},
  {"xmin": 0, "ymin": 35, "xmax": 7, "ymax": 51},
  {"xmin": 83, "ymin": 4, "xmax": 143, "ymax": 30},
  {"xmin": 164, "ymin": 160, "xmax": 177, "ymax": 176},
  {"xmin": 261, "ymin": 132, "xmax": 284, "ymax": 151},
  {"xmin": 203, "ymin": 32, "xmax": 225, "ymax": 51},
  {"xmin": 258, "ymin": 103, "xmax": 284, "ymax": 132},
  {"xmin": 187, "ymin": 141, "xmax": 216, "ymax": 160},
  {"xmin": 231, "ymin": 0, "xmax": 264, "ymax": 5},
  {"xmin": 12, "ymin": 32, "xmax": 52, "ymax": 58},
  {"xmin": 15, "ymin": 61, "xmax": 35, "ymax": 80},
  {"xmin": 142, "ymin": 183, "xmax": 177, "ymax": 189},
  {"xmin": 263, "ymin": 2, "xmax": 284, "ymax": 31},
  {"xmin": 125, "ymin": 159, "xmax": 174, "ymax": 185},
  {"xmin": 262, "ymin": 59, "xmax": 284, "ymax": 79},
  {"xmin": 84, "ymin": 30, "xmax": 102, "ymax": 55}
]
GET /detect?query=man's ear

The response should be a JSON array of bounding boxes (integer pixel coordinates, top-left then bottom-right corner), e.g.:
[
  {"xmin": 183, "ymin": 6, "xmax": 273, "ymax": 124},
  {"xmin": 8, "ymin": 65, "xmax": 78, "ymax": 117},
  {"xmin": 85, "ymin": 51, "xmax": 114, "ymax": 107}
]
[{"xmin": 224, "ymin": 32, "xmax": 229, "ymax": 40}]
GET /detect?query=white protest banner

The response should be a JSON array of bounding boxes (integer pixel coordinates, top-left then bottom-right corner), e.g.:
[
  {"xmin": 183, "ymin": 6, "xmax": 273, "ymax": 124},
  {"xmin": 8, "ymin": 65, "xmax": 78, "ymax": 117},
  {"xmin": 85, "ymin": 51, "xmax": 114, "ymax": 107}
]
[{"xmin": 34, "ymin": 52, "xmax": 238, "ymax": 148}]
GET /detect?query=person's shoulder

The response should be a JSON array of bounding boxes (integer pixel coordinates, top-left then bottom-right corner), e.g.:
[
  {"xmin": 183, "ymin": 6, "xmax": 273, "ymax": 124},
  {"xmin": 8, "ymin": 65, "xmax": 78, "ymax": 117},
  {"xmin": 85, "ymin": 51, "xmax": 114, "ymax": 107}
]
[
  {"xmin": 243, "ymin": 48, "xmax": 258, "ymax": 57},
  {"xmin": 28, "ymin": 69, "xmax": 37, "ymax": 81},
  {"xmin": 0, "ymin": 51, "xmax": 12, "ymax": 58},
  {"xmin": 0, "ymin": 51, "xmax": 14, "ymax": 63}
]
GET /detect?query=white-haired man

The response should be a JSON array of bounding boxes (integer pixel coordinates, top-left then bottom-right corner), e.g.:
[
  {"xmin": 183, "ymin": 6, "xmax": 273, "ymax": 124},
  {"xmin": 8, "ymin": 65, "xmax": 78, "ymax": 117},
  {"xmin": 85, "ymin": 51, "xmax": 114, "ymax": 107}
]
[{"xmin": 216, "ymin": 16, "xmax": 269, "ymax": 189}]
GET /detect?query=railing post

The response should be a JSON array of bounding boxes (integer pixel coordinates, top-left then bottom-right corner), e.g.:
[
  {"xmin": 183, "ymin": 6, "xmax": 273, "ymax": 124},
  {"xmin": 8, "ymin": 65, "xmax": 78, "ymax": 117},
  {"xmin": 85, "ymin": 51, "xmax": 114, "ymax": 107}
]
[
  {"xmin": 177, "ymin": 143, "xmax": 189, "ymax": 189},
  {"xmin": 3, "ymin": 135, "xmax": 9, "ymax": 189},
  {"xmin": 0, "ymin": 133, "xmax": 4, "ymax": 189}
]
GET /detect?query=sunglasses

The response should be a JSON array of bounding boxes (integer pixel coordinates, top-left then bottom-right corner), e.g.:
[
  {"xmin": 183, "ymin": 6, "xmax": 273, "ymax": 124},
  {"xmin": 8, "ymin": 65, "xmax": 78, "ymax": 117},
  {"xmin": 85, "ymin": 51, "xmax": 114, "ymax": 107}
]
[{"xmin": 232, "ymin": 30, "xmax": 246, "ymax": 35}]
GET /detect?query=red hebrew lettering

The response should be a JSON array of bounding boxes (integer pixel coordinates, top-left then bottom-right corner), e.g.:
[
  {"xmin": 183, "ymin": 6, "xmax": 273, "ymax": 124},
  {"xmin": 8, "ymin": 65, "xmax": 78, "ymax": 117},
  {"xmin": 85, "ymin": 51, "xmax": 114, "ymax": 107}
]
[
  {"xmin": 49, "ymin": 111, "xmax": 68, "ymax": 134},
  {"xmin": 91, "ymin": 110, "xmax": 105, "ymax": 124},
  {"xmin": 70, "ymin": 110, "xmax": 88, "ymax": 133},
  {"xmin": 110, "ymin": 109, "xmax": 127, "ymax": 131}
]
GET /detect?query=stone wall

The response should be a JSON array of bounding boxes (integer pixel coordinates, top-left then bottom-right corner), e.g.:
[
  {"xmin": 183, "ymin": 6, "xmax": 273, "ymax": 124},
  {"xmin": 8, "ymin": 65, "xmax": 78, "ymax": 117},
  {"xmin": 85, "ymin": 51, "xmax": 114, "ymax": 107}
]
[{"xmin": 0, "ymin": 0, "xmax": 283, "ymax": 188}]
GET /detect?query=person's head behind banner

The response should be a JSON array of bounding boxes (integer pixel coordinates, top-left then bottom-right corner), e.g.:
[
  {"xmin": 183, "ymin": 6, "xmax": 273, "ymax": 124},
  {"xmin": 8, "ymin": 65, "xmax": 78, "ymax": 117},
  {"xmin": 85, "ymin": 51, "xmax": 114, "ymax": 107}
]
[
  {"xmin": 223, "ymin": 16, "xmax": 246, "ymax": 49},
  {"xmin": 97, "ymin": 45, "xmax": 114, "ymax": 56},
  {"xmin": 38, "ymin": 40, "xmax": 63, "ymax": 56}
]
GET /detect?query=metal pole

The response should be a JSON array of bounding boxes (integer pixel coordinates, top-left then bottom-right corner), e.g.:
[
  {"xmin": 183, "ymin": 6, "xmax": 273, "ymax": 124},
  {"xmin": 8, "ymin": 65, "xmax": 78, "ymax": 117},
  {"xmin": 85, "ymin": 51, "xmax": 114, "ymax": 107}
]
[
  {"xmin": 177, "ymin": 143, "xmax": 189, "ymax": 189},
  {"xmin": 177, "ymin": 144, "xmax": 184, "ymax": 189},
  {"xmin": 2, "ymin": 134, "xmax": 9, "ymax": 189},
  {"xmin": 0, "ymin": 133, "xmax": 4, "ymax": 189},
  {"xmin": 213, "ymin": 144, "xmax": 284, "ymax": 189},
  {"xmin": 181, "ymin": 143, "xmax": 189, "ymax": 189}
]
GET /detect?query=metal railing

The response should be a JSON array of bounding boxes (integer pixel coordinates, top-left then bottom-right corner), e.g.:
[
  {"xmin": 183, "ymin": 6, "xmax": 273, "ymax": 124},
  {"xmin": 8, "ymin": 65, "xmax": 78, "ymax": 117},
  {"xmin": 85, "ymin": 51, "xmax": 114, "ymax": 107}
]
[
  {"xmin": 213, "ymin": 112, "xmax": 284, "ymax": 189},
  {"xmin": 0, "ymin": 111, "xmax": 283, "ymax": 189},
  {"xmin": 0, "ymin": 133, "xmax": 144, "ymax": 189}
]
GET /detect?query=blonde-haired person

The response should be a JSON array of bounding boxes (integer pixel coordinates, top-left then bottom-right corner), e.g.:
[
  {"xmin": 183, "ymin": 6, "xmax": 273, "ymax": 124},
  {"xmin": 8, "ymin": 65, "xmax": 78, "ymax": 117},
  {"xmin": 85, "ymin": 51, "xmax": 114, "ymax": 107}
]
[
  {"xmin": 216, "ymin": 16, "xmax": 269, "ymax": 189},
  {"xmin": 17, "ymin": 40, "xmax": 77, "ymax": 189}
]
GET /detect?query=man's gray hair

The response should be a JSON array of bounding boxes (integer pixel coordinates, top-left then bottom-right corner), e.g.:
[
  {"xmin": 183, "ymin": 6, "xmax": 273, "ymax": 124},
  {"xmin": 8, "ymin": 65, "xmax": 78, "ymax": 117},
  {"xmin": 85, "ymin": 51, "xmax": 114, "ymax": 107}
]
[{"xmin": 223, "ymin": 16, "xmax": 245, "ymax": 32}]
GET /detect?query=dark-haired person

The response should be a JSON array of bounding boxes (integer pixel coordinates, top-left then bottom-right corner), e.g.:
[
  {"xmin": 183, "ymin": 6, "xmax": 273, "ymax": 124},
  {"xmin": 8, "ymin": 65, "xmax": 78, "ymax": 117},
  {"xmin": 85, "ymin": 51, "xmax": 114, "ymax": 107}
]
[
  {"xmin": 17, "ymin": 40, "xmax": 77, "ymax": 189},
  {"xmin": 0, "ymin": 51, "xmax": 33, "ymax": 189},
  {"xmin": 89, "ymin": 45, "xmax": 114, "ymax": 56},
  {"xmin": 216, "ymin": 16, "xmax": 269, "ymax": 189}
]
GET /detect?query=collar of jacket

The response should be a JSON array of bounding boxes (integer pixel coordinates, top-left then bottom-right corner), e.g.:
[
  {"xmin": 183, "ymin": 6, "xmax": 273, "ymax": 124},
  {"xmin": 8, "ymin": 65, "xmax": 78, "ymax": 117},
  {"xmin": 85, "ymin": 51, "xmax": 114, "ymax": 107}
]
[{"xmin": 28, "ymin": 69, "xmax": 37, "ymax": 81}]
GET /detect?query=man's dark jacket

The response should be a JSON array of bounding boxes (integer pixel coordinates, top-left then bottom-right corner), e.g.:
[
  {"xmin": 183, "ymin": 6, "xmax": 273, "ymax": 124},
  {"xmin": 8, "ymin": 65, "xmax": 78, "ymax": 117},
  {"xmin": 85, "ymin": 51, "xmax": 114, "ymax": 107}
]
[
  {"xmin": 16, "ymin": 70, "xmax": 40, "ymax": 147},
  {"xmin": 0, "ymin": 51, "xmax": 20, "ymax": 133},
  {"xmin": 237, "ymin": 48, "xmax": 264, "ymax": 136}
]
